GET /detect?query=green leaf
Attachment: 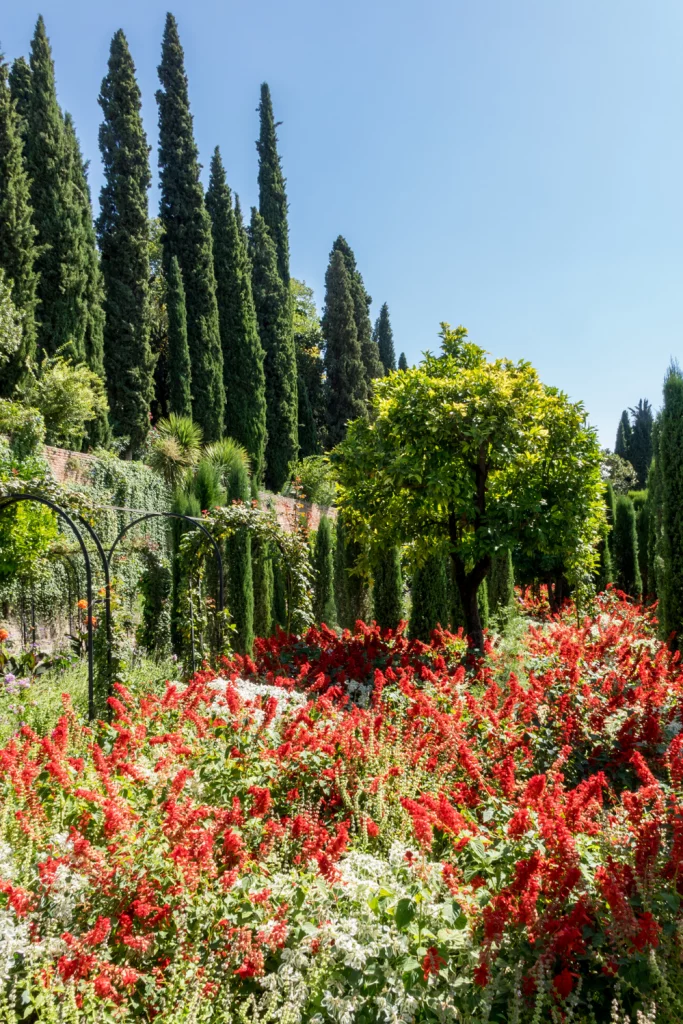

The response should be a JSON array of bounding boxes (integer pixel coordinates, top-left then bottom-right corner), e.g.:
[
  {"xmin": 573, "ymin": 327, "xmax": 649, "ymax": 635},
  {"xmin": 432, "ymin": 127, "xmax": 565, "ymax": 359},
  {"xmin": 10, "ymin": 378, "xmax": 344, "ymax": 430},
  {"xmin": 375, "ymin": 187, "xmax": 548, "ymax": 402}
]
[{"xmin": 394, "ymin": 897, "xmax": 416, "ymax": 930}]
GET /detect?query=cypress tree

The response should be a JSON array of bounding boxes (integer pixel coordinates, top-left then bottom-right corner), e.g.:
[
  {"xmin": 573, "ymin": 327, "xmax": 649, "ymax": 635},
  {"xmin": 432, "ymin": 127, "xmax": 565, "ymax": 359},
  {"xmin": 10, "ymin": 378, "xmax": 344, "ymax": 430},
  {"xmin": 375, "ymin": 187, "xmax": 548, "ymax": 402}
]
[
  {"xmin": 629, "ymin": 399, "xmax": 654, "ymax": 489},
  {"xmin": 398, "ymin": 352, "xmax": 408, "ymax": 371},
  {"xmin": 0, "ymin": 56, "xmax": 38, "ymax": 395},
  {"xmin": 596, "ymin": 532, "xmax": 613, "ymax": 592},
  {"xmin": 312, "ymin": 515, "xmax": 336, "ymax": 626},
  {"xmin": 658, "ymin": 367, "xmax": 683, "ymax": 644},
  {"xmin": 613, "ymin": 495, "xmax": 642, "ymax": 598},
  {"xmin": 373, "ymin": 547, "xmax": 403, "ymax": 630},
  {"xmin": 478, "ymin": 578, "xmax": 490, "ymax": 630},
  {"xmin": 224, "ymin": 456, "xmax": 254, "ymax": 655},
  {"xmin": 647, "ymin": 425, "xmax": 663, "ymax": 603},
  {"xmin": 323, "ymin": 249, "xmax": 367, "ymax": 447},
  {"xmin": 257, "ymin": 83, "xmax": 289, "ymax": 287},
  {"xmin": 156, "ymin": 13, "xmax": 223, "ymax": 441},
  {"xmin": 24, "ymin": 17, "xmax": 89, "ymax": 362},
  {"xmin": 409, "ymin": 551, "xmax": 450, "ymax": 641},
  {"xmin": 8, "ymin": 58, "xmax": 31, "ymax": 138},
  {"xmin": 252, "ymin": 537, "xmax": 274, "ymax": 638},
  {"xmin": 605, "ymin": 480, "xmax": 617, "ymax": 559},
  {"xmin": 334, "ymin": 516, "xmax": 371, "ymax": 631},
  {"xmin": 249, "ymin": 208, "xmax": 298, "ymax": 490},
  {"xmin": 272, "ymin": 556, "xmax": 287, "ymax": 630},
  {"xmin": 292, "ymin": 278, "xmax": 325, "ymax": 458},
  {"xmin": 631, "ymin": 491, "xmax": 649, "ymax": 599},
  {"xmin": 488, "ymin": 550, "xmax": 515, "ymax": 619},
  {"xmin": 615, "ymin": 409, "xmax": 633, "ymax": 461},
  {"xmin": 374, "ymin": 302, "xmax": 396, "ymax": 375},
  {"xmin": 97, "ymin": 29, "xmax": 155, "ymax": 451},
  {"xmin": 331, "ymin": 236, "xmax": 383, "ymax": 386},
  {"xmin": 206, "ymin": 148, "xmax": 266, "ymax": 479},
  {"xmin": 166, "ymin": 257, "xmax": 192, "ymax": 417}
]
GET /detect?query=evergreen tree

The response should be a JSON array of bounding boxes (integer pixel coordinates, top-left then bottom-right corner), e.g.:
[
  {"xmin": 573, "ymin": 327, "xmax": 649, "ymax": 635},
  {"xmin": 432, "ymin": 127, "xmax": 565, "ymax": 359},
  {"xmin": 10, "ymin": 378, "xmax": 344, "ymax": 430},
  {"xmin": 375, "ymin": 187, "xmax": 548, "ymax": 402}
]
[
  {"xmin": 398, "ymin": 352, "xmax": 408, "ymax": 371},
  {"xmin": 166, "ymin": 256, "xmax": 192, "ymax": 417},
  {"xmin": 24, "ymin": 17, "xmax": 90, "ymax": 362},
  {"xmin": 613, "ymin": 495, "xmax": 642, "ymax": 597},
  {"xmin": 252, "ymin": 539, "xmax": 274, "ymax": 637},
  {"xmin": 292, "ymin": 279, "xmax": 325, "ymax": 457},
  {"xmin": 249, "ymin": 208, "xmax": 298, "ymax": 490},
  {"xmin": 658, "ymin": 367, "xmax": 683, "ymax": 644},
  {"xmin": 488, "ymin": 549, "xmax": 515, "ymax": 619},
  {"xmin": 631, "ymin": 491, "xmax": 649, "ymax": 599},
  {"xmin": 323, "ymin": 249, "xmax": 367, "ymax": 447},
  {"xmin": 373, "ymin": 547, "xmax": 403, "ymax": 630},
  {"xmin": 0, "ymin": 56, "xmax": 38, "ymax": 395},
  {"xmin": 596, "ymin": 484, "xmax": 615, "ymax": 590},
  {"xmin": 257, "ymin": 83, "xmax": 289, "ymax": 287},
  {"xmin": 629, "ymin": 399, "xmax": 654, "ymax": 489},
  {"xmin": 225, "ymin": 456, "xmax": 254, "ymax": 654},
  {"xmin": 374, "ymin": 302, "xmax": 396, "ymax": 375},
  {"xmin": 334, "ymin": 516, "xmax": 371, "ymax": 630},
  {"xmin": 331, "ymin": 236, "xmax": 383, "ymax": 387},
  {"xmin": 206, "ymin": 148, "xmax": 266, "ymax": 479},
  {"xmin": 8, "ymin": 58, "xmax": 31, "ymax": 139},
  {"xmin": 478, "ymin": 577, "xmax": 490, "ymax": 630},
  {"xmin": 605, "ymin": 480, "xmax": 617, "ymax": 559},
  {"xmin": 312, "ymin": 515, "xmax": 336, "ymax": 626},
  {"xmin": 272, "ymin": 556, "xmax": 287, "ymax": 629},
  {"xmin": 409, "ymin": 551, "xmax": 450, "ymax": 641},
  {"xmin": 647, "ymin": 425, "xmax": 663, "ymax": 604},
  {"xmin": 156, "ymin": 13, "xmax": 223, "ymax": 441},
  {"xmin": 97, "ymin": 29, "xmax": 155, "ymax": 451},
  {"xmin": 615, "ymin": 409, "xmax": 633, "ymax": 461}
]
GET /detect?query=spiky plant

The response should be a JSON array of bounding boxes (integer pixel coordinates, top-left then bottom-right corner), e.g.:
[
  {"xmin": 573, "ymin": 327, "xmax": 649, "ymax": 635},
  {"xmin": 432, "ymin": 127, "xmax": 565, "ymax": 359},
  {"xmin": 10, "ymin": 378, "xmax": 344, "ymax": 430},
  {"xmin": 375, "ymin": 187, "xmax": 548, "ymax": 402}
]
[{"xmin": 148, "ymin": 414, "xmax": 203, "ymax": 488}]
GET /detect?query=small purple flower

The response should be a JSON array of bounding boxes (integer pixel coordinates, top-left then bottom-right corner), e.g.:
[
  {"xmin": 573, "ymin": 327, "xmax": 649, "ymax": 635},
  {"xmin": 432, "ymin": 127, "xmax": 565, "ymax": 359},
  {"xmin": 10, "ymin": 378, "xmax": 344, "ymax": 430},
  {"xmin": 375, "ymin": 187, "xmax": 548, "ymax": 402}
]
[{"xmin": 4, "ymin": 673, "xmax": 16, "ymax": 686}]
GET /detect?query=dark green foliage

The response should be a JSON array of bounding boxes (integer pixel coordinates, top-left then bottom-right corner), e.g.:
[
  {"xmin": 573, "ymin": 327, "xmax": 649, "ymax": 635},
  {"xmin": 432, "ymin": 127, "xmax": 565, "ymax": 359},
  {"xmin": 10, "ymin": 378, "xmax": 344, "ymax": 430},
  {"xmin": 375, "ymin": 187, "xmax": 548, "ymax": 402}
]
[
  {"xmin": 97, "ymin": 30, "xmax": 155, "ymax": 451},
  {"xmin": 192, "ymin": 460, "xmax": 225, "ymax": 513},
  {"xmin": 252, "ymin": 538, "xmax": 274, "ymax": 638},
  {"xmin": 331, "ymin": 236, "xmax": 383, "ymax": 387},
  {"xmin": 224, "ymin": 456, "xmax": 254, "ymax": 655},
  {"xmin": 323, "ymin": 249, "xmax": 367, "ymax": 447},
  {"xmin": 647, "ymin": 427, "xmax": 663, "ymax": 603},
  {"xmin": 478, "ymin": 577, "xmax": 489, "ymax": 630},
  {"xmin": 249, "ymin": 208, "xmax": 298, "ymax": 490},
  {"xmin": 409, "ymin": 551, "xmax": 449, "ymax": 641},
  {"xmin": 312, "ymin": 515, "xmax": 336, "ymax": 626},
  {"xmin": 206, "ymin": 149, "xmax": 266, "ymax": 479},
  {"xmin": 292, "ymin": 279, "xmax": 325, "ymax": 458},
  {"xmin": 596, "ymin": 484, "xmax": 616, "ymax": 591},
  {"xmin": 272, "ymin": 556, "xmax": 287, "ymax": 630},
  {"xmin": 613, "ymin": 495, "xmax": 642, "ymax": 598},
  {"xmin": 170, "ymin": 488, "xmax": 201, "ymax": 655},
  {"xmin": 631, "ymin": 491, "xmax": 650, "ymax": 599},
  {"xmin": 447, "ymin": 560, "xmax": 466, "ymax": 631},
  {"xmin": 8, "ymin": 58, "xmax": 31, "ymax": 139},
  {"xmin": 605, "ymin": 481, "xmax": 617, "ymax": 558},
  {"xmin": 24, "ymin": 17, "xmax": 91, "ymax": 362},
  {"xmin": 137, "ymin": 552, "xmax": 172, "ymax": 658},
  {"xmin": 156, "ymin": 13, "xmax": 223, "ymax": 441},
  {"xmin": 374, "ymin": 302, "xmax": 396, "ymax": 375},
  {"xmin": 0, "ymin": 57, "xmax": 38, "ymax": 395},
  {"xmin": 629, "ymin": 399, "xmax": 654, "ymax": 489},
  {"xmin": 488, "ymin": 550, "xmax": 515, "ymax": 619},
  {"xmin": 398, "ymin": 352, "xmax": 408, "ymax": 371},
  {"xmin": 334, "ymin": 516, "xmax": 371, "ymax": 631},
  {"xmin": 166, "ymin": 257, "xmax": 192, "ymax": 417},
  {"xmin": 148, "ymin": 218, "xmax": 169, "ymax": 420},
  {"xmin": 615, "ymin": 409, "xmax": 633, "ymax": 461},
  {"xmin": 658, "ymin": 367, "xmax": 683, "ymax": 644},
  {"xmin": 372, "ymin": 547, "xmax": 403, "ymax": 630},
  {"xmin": 257, "ymin": 83, "xmax": 289, "ymax": 286}
]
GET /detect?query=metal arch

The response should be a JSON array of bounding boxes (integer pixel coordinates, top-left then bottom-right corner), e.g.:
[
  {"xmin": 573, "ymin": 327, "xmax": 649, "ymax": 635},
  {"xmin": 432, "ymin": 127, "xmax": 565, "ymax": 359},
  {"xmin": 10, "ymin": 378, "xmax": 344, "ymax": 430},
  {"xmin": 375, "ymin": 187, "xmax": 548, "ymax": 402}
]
[
  {"xmin": 75, "ymin": 514, "xmax": 113, "ymax": 682},
  {"xmin": 106, "ymin": 511, "xmax": 224, "ymax": 614},
  {"xmin": 0, "ymin": 494, "xmax": 98, "ymax": 720}
]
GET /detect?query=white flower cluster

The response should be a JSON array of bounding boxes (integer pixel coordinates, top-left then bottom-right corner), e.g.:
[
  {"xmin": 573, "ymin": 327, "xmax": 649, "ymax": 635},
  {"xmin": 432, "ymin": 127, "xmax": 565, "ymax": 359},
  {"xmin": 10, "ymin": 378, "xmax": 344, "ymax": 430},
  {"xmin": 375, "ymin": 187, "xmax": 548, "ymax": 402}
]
[{"xmin": 208, "ymin": 677, "xmax": 308, "ymax": 725}]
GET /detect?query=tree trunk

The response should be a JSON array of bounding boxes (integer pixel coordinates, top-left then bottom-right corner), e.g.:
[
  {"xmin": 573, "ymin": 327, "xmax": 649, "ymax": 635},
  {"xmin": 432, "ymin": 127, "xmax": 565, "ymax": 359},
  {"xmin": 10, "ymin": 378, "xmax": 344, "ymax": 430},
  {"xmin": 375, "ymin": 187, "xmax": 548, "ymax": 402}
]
[{"xmin": 451, "ymin": 552, "xmax": 490, "ymax": 651}]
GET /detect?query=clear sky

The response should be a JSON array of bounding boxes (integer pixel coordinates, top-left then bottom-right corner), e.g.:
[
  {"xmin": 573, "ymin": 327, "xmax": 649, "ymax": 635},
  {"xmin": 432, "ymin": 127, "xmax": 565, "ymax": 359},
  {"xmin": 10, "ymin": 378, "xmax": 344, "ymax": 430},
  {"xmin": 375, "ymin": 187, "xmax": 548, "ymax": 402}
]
[{"xmin": 3, "ymin": 0, "xmax": 682, "ymax": 445}]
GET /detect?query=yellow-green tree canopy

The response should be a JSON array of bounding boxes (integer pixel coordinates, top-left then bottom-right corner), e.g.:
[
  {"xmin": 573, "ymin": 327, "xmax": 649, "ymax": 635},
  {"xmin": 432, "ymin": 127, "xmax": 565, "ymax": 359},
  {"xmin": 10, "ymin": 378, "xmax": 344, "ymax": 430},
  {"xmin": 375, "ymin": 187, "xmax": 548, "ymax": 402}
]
[{"xmin": 333, "ymin": 324, "xmax": 605, "ymax": 647}]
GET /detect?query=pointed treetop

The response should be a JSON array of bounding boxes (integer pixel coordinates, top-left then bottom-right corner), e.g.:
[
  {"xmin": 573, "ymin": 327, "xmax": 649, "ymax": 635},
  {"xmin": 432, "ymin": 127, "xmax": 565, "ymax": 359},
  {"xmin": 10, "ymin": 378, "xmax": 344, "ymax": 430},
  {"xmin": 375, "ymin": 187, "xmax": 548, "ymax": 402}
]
[
  {"xmin": 257, "ymin": 81, "xmax": 290, "ymax": 285},
  {"xmin": 398, "ymin": 352, "xmax": 408, "ymax": 371},
  {"xmin": 8, "ymin": 57, "xmax": 31, "ymax": 137},
  {"xmin": 374, "ymin": 302, "xmax": 396, "ymax": 374}
]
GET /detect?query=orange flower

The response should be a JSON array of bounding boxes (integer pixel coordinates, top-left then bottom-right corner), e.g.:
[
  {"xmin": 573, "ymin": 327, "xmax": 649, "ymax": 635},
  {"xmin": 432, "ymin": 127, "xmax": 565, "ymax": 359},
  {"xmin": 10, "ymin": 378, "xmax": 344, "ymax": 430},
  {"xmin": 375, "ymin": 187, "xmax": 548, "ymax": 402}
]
[
  {"xmin": 0, "ymin": 629, "xmax": 8, "ymax": 642},
  {"xmin": 77, "ymin": 600, "xmax": 88, "ymax": 610}
]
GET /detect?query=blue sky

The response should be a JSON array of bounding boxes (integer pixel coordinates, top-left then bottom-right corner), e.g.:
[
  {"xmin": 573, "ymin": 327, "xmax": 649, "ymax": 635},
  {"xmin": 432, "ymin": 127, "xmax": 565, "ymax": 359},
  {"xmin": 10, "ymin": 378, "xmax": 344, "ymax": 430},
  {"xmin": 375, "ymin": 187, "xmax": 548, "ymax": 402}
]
[{"xmin": 3, "ymin": 0, "xmax": 683, "ymax": 445}]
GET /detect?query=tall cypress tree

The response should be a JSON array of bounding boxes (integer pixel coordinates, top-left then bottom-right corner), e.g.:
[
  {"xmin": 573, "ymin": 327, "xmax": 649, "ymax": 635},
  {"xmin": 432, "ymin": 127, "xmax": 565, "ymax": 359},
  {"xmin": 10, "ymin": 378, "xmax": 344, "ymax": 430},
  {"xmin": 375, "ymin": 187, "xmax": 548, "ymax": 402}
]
[
  {"xmin": 257, "ymin": 83, "xmax": 289, "ymax": 287},
  {"xmin": 629, "ymin": 399, "xmax": 654, "ymax": 489},
  {"xmin": 605, "ymin": 481, "xmax": 617, "ymax": 559},
  {"xmin": 658, "ymin": 367, "xmax": 683, "ymax": 644},
  {"xmin": 8, "ymin": 58, "xmax": 31, "ymax": 139},
  {"xmin": 613, "ymin": 496, "xmax": 642, "ymax": 598},
  {"xmin": 398, "ymin": 352, "xmax": 408, "ymax": 371},
  {"xmin": 374, "ymin": 301, "xmax": 396, "ymax": 375},
  {"xmin": 373, "ymin": 547, "xmax": 403, "ymax": 630},
  {"xmin": 97, "ymin": 29, "xmax": 155, "ymax": 451},
  {"xmin": 252, "ymin": 538, "xmax": 274, "ymax": 638},
  {"xmin": 323, "ymin": 249, "xmax": 367, "ymax": 447},
  {"xmin": 312, "ymin": 514, "xmax": 336, "ymax": 626},
  {"xmin": 409, "ymin": 551, "xmax": 450, "ymax": 641},
  {"xmin": 225, "ymin": 457, "xmax": 254, "ymax": 655},
  {"xmin": 24, "ymin": 16, "xmax": 89, "ymax": 362},
  {"xmin": 488, "ymin": 549, "xmax": 515, "ymax": 619},
  {"xmin": 334, "ymin": 516, "xmax": 371, "ymax": 631},
  {"xmin": 206, "ymin": 148, "xmax": 266, "ymax": 479},
  {"xmin": 156, "ymin": 13, "xmax": 223, "ymax": 441},
  {"xmin": 647, "ymin": 424, "xmax": 663, "ymax": 604},
  {"xmin": 597, "ymin": 484, "xmax": 615, "ymax": 590},
  {"xmin": 249, "ymin": 208, "xmax": 298, "ymax": 490},
  {"xmin": 615, "ymin": 409, "xmax": 633, "ymax": 462},
  {"xmin": 331, "ymin": 236, "xmax": 383, "ymax": 386},
  {"xmin": 0, "ymin": 56, "xmax": 38, "ymax": 395},
  {"xmin": 166, "ymin": 256, "xmax": 192, "ymax": 417}
]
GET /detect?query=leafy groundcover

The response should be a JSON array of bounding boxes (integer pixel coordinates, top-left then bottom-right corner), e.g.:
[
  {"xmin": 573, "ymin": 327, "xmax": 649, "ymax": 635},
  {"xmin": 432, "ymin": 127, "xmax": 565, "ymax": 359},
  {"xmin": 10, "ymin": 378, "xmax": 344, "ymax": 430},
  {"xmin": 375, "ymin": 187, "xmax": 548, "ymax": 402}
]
[{"xmin": 1, "ymin": 594, "xmax": 682, "ymax": 1023}]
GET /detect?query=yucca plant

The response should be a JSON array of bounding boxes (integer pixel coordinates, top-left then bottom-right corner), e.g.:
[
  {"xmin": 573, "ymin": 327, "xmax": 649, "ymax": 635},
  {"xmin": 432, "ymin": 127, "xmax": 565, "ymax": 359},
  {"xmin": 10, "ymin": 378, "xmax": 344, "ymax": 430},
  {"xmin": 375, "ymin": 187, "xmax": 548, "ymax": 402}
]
[{"xmin": 147, "ymin": 414, "xmax": 203, "ymax": 488}]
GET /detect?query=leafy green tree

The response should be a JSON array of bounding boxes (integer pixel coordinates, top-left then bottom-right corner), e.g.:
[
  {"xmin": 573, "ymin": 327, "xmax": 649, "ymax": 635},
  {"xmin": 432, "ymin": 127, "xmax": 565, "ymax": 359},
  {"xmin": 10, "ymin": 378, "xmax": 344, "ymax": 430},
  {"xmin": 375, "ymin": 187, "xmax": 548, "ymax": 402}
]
[
  {"xmin": 249, "ymin": 208, "xmax": 298, "ymax": 490},
  {"xmin": 156, "ymin": 13, "xmax": 223, "ymax": 441},
  {"xmin": 257, "ymin": 83, "xmax": 289, "ymax": 287},
  {"xmin": 17, "ymin": 355, "xmax": 108, "ymax": 450},
  {"xmin": 334, "ymin": 515, "xmax": 371, "ymax": 631},
  {"xmin": 206, "ymin": 148, "xmax": 266, "ymax": 479},
  {"xmin": 292, "ymin": 279, "xmax": 325, "ymax": 457},
  {"xmin": 613, "ymin": 495, "xmax": 642, "ymax": 598},
  {"xmin": 331, "ymin": 236, "xmax": 383, "ymax": 387},
  {"xmin": 658, "ymin": 366, "xmax": 683, "ymax": 644},
  {"xmin": 374, "ymin": 302, "xmax": 396, "ymax": 375},
  {"xmin": 166, "ymin": 257, "xmax": 192, "ymax": 418},
  {"xmin": 0, "ymin": 56, "xmax": 37, "ymax": 395},
  {"xmin": 615, "ymin": 409, "xmax": 633, "ymax": 461},
  {"xmin": 97, "ymin": 29, "xmax": 155, "ymax": 452},
  {"xmin": 409, "ymin": 550, "xmax": 449, "ymax": 641},
  {"xmin": 335, "ymin": 325, "xmax": 606, "ymax": 649},
  {"xmin": 398, "ymin": 352, "xmax": 408, "ymax": 371},
  {"xmin": 488, "ymin": 549, "xmax": 515, "ymax": 619},
  {"xmin": 312, "ymin": 515, "xmax": 336, "ymax": 626},
  {"xmin": 601, "ymin": 451, "xmax": 638, "ymax": 495},
  {"xmin": 629, "ymin": 399, "xmax": 654, "ymax": 489},
  {"xmin": 373, "ymin": 547, "xmax": 403, "ymax": 630},
  {"xmin": 323, "ymin": 249, "xmax": 367, "ymax": 447}
]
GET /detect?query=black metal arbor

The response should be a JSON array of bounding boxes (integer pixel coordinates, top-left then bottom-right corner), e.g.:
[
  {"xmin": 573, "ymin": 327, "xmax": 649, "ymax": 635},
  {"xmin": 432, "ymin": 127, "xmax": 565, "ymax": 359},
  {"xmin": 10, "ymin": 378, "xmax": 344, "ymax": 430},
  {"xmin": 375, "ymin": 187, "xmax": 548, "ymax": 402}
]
[{"xmin": 0, "ymin": 494, "xmax": 224, "ymax": 720}]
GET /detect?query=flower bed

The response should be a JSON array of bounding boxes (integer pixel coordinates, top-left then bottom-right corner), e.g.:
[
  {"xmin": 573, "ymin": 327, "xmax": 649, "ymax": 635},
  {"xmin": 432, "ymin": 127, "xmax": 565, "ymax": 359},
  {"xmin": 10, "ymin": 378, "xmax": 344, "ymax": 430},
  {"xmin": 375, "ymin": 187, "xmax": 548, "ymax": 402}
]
[{"xmin": 1, "ymin": 594, "xmax": 682, "ymax": 1022}]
